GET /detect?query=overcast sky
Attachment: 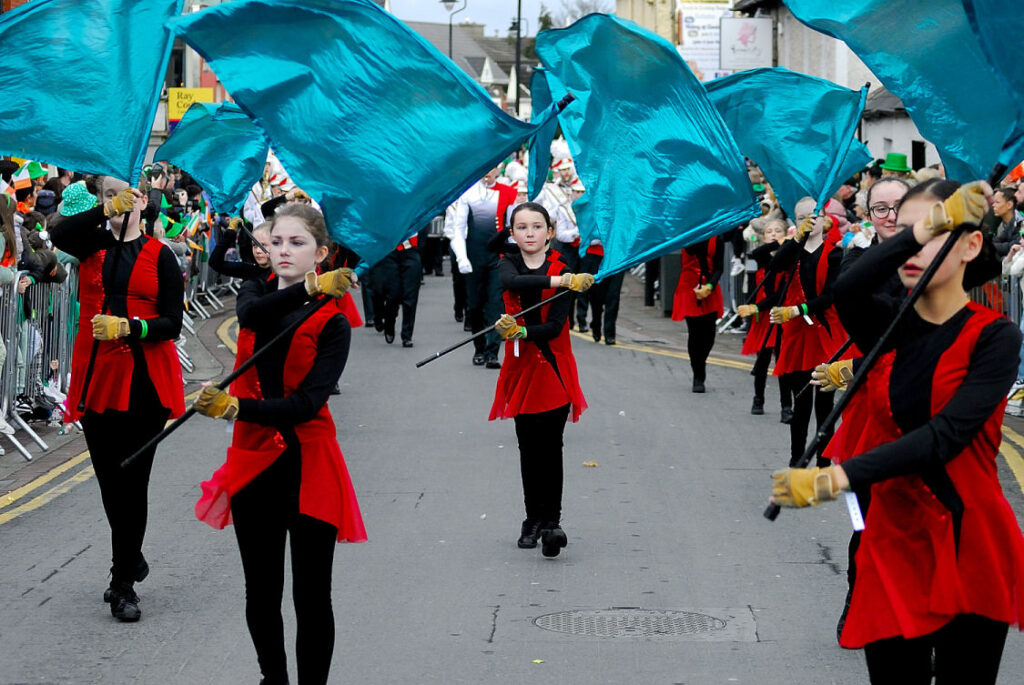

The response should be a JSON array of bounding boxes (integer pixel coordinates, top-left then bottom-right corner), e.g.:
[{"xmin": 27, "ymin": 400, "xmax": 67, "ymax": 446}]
[{"xmin": 389, "ymin": 0, "xmax": 549, "ymax": 37}]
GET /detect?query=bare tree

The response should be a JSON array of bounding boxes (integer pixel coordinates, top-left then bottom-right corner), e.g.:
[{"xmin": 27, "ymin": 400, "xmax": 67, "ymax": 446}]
[{"xmin": 552, "ymin": 0, "xmax": 613, "ymax": 28}]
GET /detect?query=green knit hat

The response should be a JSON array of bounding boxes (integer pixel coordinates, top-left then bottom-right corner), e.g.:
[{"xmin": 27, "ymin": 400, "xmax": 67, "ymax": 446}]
[{"xmin": 59, "ymin": 181, "xmax": 97, "ymax": 216}]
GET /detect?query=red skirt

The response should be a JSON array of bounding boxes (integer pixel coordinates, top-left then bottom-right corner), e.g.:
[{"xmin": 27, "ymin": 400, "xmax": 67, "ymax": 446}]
[
  {"xmin": 741, "ymin": 311, "xmax": 777, "ymax": 355},
  {"xmin": 772, "ymin": 309, "xmax": 848, "ymax": 375},
  {"xmin": 671, "ymin": 266, "xmax": 723, "ymax": 320}
]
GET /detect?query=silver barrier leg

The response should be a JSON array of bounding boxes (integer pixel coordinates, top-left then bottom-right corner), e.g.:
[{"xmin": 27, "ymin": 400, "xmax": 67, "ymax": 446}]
[
  {"xmin": 3, "ymin": 430, "xmax": 34, "ymax": 462},
  {"xmin": 10, "ymin": 412, "xmax": 48, "ymax": 451}
]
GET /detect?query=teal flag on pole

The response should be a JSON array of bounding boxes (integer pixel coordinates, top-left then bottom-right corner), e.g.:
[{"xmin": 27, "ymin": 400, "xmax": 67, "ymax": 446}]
[
  {"xmin": 154, "ymin": 102, "xmax": 269, "ymax": 215},
  {"xmin": 172, "ymin": 0, "xmax": 558, "ymax": 268},
  {"xmin": 784, "ymin": 0, "xmax": 1024, "ymax": 182},
  {"xmin": 0, "ymin": 0, "xmax": 182, "ymax": 181},
  {"xmin": 705, "ymin": 67, "xmax": 871, "ymax": 216},
  {"xmin": 535, "ymin": 14, "xmax": 758, "ymax": 279}
]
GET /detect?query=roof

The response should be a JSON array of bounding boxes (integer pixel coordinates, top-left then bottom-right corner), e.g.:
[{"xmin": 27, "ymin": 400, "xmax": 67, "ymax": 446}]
[
  {"xmin": 403, "ymin": 20, "xmax": 509, "ymax": 85},
  {"xmin": 863, "ymin": 86, "xmax": 907, "ymax": 120}
]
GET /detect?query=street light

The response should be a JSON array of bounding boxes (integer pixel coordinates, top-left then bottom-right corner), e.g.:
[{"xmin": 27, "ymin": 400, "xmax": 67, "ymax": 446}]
[{"xmin": 440, "ymin": 0, "xmax": 468, "ymax": 59}]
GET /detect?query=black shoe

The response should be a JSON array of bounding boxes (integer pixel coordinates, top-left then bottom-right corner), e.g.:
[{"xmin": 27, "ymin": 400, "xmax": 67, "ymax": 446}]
[
  {"xmin": 780, "ymin": 407, "xmax": 794, "ymax": 424},
  {"xmin": 330, "ymin": 382, "xmax": 341, "ymax": 395},
  {"xmin": 259, "ymin": 676, "xmax": 289, "ymax": 685},
  {"xmin": 517, "ymin": 519, "xmax": 542, "ymax": 549},
  {"xmin": 373, "ymin": 317, "xmax": 384, "ymax": 333},
  {"xmin": 578, "ymin": 322, "xmax": 590, "ymax": 333},
  {"xmin": 454, "ymin": 310, "xmax": 464, "ymax": 322},
  {"xmin": 485, "ymin": 355, "xmax": 501, "ymax": 369},
  {"xmin": 384, "ymin": 319, "xmax": 395, "ymax": 344},
  {"xmin": 473, "ymin": 354, "xmax": 486, "ymax": 366},
  {"xmin": 463, "ymin": 320, "xmax": 473, "ymax": 332},
  {"xmin": 540, "ymin": 523, "xmax": 568, "ymax": 558},
  {"xmin": 692, "ymin": 378, "xmax": 706, "ymax": 393},
  {"xmin": 108, "ymin": 582, "xmax": 141, "ymax": 622},
  {"xmin": 751, "ymin": 396, "xmax": 765, "ymax": 415},
  {"xmin": 604, "ymin": 337, "xmax": 616, "ymax": 345},
  {"xmin": 402, "ymin": 339, "xmax": 413, "ymax": 348},
  {"xmin": 592, "ymin": 328, "xmax": 601, "ymax": 343}
]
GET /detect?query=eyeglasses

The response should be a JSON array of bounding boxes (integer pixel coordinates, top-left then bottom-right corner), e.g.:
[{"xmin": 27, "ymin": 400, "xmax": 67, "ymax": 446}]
[{"xmin": 869, "ymin": 203, "xmax": 901, "ymax": 219}]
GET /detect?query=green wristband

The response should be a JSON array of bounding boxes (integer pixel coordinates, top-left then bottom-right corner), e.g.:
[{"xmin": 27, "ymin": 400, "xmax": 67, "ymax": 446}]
[
  {"xmin": 519, "ymin": 326, "xmax": 527, "ymax": 339},
  {"xmin": 800, "ymin": 303, "xmax": 809, "ymax": 316},
  {"xmin": 138, "ymin": 319, "xmax": 148, "ymax": 339}
]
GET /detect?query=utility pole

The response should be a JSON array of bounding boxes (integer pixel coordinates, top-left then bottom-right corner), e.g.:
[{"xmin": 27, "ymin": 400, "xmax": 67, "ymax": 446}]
[{"xmin": 514, "ymin": 0, "xmax": 522, "ymax": 116}]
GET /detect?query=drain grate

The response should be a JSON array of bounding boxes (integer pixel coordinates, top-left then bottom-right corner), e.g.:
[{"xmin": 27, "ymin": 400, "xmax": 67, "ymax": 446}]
[{"xmin": 534, "ymin": 609, "xmax": 727, "ymax": 638}]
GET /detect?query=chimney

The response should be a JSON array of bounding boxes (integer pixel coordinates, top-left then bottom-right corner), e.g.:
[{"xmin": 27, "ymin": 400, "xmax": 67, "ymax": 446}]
[{"xmin": 459, "ymin": 21, "xmax": 485, "ymax": 39}]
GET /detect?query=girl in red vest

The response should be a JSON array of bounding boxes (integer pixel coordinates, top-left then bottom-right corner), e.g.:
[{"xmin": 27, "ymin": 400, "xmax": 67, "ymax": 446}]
[
  {"xmin": 49, "ymin": 179, "xmax": 185, "ymax": 623},
  {"xmin": 768, "ymin": 199, "xmax": 848, "ymax": 466},
  {"xmin": 771, "ymin": 180, "xmax": 1024, "ymax": 684},
  {"xmin": 489, "ymin": 202, "xmax": 592, "ymax": 558},
  {"xmin": 671, "ymin": 237, "xmax": 724, "ymax": 393},
  {"xmin": 193, "ymin": 204, "xmax": 366, "ymax": 685}
]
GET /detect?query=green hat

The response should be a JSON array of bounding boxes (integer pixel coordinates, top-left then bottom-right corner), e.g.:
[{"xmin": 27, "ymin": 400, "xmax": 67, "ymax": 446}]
[
  {"xmin": 752, "ymin": 183, "xmax": 765, "ymax": 192},
  {"xmin": 164, "ymin": 220, "xmax": 185, "ymax": 238},
  {"xmin": 59, "ymin": 181, "xmax": 98, "ymax": 216},
  {"xmin": 26, "ymin": 161, "xmax": 46, "ymax": 179},
  {"xmin": 879, "ymin": 152, "xmax": 912, "ymax": 173}
]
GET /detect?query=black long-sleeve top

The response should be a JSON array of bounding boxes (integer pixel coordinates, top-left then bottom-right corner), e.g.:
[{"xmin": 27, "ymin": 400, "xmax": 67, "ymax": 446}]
[
  {"xmin": 769, "ymin": 238, "xmax": 841, "ymax": 317},
  {"xmin": 49, "ymin": 206, "xmax": 183, "ymax": 342},
  {"xmin": 234, "ymin": 277, "xmax": 350, "ymax": 429},
  {"xmin": 683, "ymin": 238, "xmax": 725, "ymax": 287},
  {"xmin": 498, "ymin": 252, "xmax": 571, "ymax": 343},
  {"xmin": 833, "ymin": 229, "xmax": 1020, "ymax": 489},
  {"xmin": 208, "ymin": 229, "xmax": 271, "ymax": 281},
  {"xmin": 749, "ymin": 241, "xmax": 782, "ymax": 311}
]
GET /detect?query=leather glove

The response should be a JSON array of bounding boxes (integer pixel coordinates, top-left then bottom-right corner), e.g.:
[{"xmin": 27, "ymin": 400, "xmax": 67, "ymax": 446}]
[
  {"xmin": 457, "ymin": 258, "xmax": 473, "ymax": 274},
  {"xmin": 770, "ymin": 306, "xmax": 799, "ymax": 324},
  {"xmin": 737, "ymin": 304, "xmax": 758, "ymax": 318},
  {"xmin": 494, "ymin": 313, "xmax": 525, "ymax": 340},
  {"xmin": 103, "ymin": 189, "xmax": 137, "ymax": 217},
  {"xmin": 91, "ymin": 314, "xmax": 130, "ymax": 340},
  {"xmin": 771, "ymin": 466, "xmax": 840, "ymax": 507},
  {"xmin": 559, "ymin": 272, "xmax": 595, "ymax": 292},
  {"xmin": 924, "ymin": 181, "xmax": 988, "ymax": 235},
  {"xmin": 694, "ymin": 284, "xmax": 713, "ymax": 301},
  {"xmin": 793, "ymin": 214, "xmax": 816, "ymax": 242},
  {"xmin": 227, "ymin": 216, "xmax": 243, "ymax": 232},
  {"xmin": 304, "ymin": 268, "xmax": 354, "ymax": 298},
  {"xmin": 813, "ymin": 359, "xmax": 854, "ymax": 392},
  {"xmin": 193, "ymin": 385, "xmax": 239, "ymax": 420}
]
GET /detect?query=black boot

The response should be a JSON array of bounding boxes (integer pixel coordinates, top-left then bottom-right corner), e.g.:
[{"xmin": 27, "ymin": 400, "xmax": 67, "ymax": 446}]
[
  {"xmin": 692, "ymin": 376, "xmax": 706, "ymax": 393},
  {"xmin": 539, "ymin": 522, "xmax": 568, "ymax": 558},
  {"xmin": 780, "ymin": 406, "xmax": 794, "ymax": 424},
  {"xmin": 517, "ymin": 519, "xmax": 542, "ymax": 549},
  {"xmin": 751, "ymin": 396, "xmax": 765, "ymax": 415},
  {"xmin": 107, "ymin": 581, "xmax": 141, "ymax": 622}
]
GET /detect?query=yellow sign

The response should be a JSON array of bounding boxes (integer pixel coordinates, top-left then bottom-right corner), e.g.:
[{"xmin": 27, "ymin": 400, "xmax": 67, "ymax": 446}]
[{"xmin": 167, "ymin": 87, "xmax": 215, "ymax": 121}]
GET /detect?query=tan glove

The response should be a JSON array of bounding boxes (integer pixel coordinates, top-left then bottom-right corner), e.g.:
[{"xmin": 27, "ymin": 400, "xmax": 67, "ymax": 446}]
[
  {"xmin": 771, "ymin": 467, "xmax": 840, "ymax": 507},
  {"xmin": 91, "ymin": 314, "xmax": 130, "ymax": 340},
  {"xmin": 193, "ymin": 385, "xmax": 239, "ymax": 420},
  {"xmin": 305, "ymin": 268, "xmax": 354, "ymax": 298},
  {"xmin": 770, "ymin": 306, "xmax": 799, "ymax": 324},
  {"xmin": 227, "ymin": 216, "xmax": 243, "ymax": 232},
  {"xmin": 694, "ymin": 284, "xmax": 713, "ymax": 301},
  {"xmin": 813, "ymin": 359, "xmax": 854, "ymax": 392},
  {"xmin": 103, "ymin": 189, "xmax": 137, "ymax": 217},
  {"xmin": 559, "ymin": 272, "xmax": 595, "ymax": 292},
  {"xmin": 923, "ymin": 181, "xmax": 989, "ymax": 235},
  {"xmin": 793, "ymin": 214, "xmax": 816, "ymax": 242},
  {"xmin": 494, "ymin": 313, "xmax": 525, "ymax": 340},
  {"xmin": 736, "ymin": 304, "xmax": 758, "ymax": 318}
]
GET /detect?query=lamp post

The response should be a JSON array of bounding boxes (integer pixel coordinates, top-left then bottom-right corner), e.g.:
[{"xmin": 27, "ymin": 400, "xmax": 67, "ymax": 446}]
[
  {"xmin": 515, "ymin": 0, "xmax": 522, "ymax": 116},
  {"xmin": 441, "ymin": 0, "xmax": 468, "ymax": 59}
]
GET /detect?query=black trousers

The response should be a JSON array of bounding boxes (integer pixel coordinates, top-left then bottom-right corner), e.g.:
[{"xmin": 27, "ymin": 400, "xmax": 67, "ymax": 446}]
[
  {"xmin": 514, "ymin": 404, "xmax": 570, "ymax": 524},
  {"xmin": 232, "ymin": 449, "xmax": 338, "ymax": 685},
  {"xmin": 465, "ymin": 260, "xmax": 502, "ymax": 358},
  {"xmin": 752, "ymin": 345, "xmax": 788, "ymax": 408},
  {"xmin": 576, "ymin": 252, "xmax": 601, "ymax": 327},
  {"xmin": 780, "ymin": 370, "xmax": 834, "ymax": 466},
  {"xmin": 360, "ymin": 273, "xmax": 376, "ymax": 326},
  {"xmin": 81, "ymin": 380, "xmax": 170, "ymax": 584},
  {"xmin": 417, "ymin": 231, "xmax": 446, "ymax": 275},
  {"xmin": 863, "ymin": 614, "xmax": 1008, "ymax": 685},
  {"xmin": 374, "ymin": 248, "xmax": 422, "ymax": 342},
  {"xmin": 685, "ymin": 312, "xmax": 718, "ymax": 382},
  {"xmin": 449, "ymin": 246, "xmax": 467, "ymax": 317},
  {"xmin": 553, "ymin": 241, "xmax": 579, "ymax": 326}
]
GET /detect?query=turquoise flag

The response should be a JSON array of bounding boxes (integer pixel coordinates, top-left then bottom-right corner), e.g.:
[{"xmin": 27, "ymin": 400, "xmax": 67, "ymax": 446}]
[
  {"xmin": 0, "ymin": 0, "xmax": 182, "ymax": 181},
  {"xmin": 154, "ymin": 102, "xmax": 269, "ymax": 215},
  {"xmin": 705, "ymin": 67, "xmax": 871, "ymax": 216},
  {"xmin": 527, "ymin": 69, "xmax": 558, "ymax": 200},
  {"xmin": 785, "ymin": 0, "xmax": 1024, "ymax": 182},
  {"xmin": 172, "ymin": 0, "xmax": 558, "ymax": 268},
  {"xmin": 535, "ymin": 14, "xmax": 759, "ymax": 279}
]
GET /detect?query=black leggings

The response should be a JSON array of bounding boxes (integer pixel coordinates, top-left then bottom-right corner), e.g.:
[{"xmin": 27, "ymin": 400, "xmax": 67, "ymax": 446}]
[
  {"xmin": 231, "ymin": 449, "xmax": 338, "ymax": 685},
  {"xmin": 863, "ymin": 614, "xmax": 1008, "ymax": 684},
  {"xmin": 81, "ymin": 383, "xmax": 170, "ymax": 583},
  {"xmin": 514, "ymin": 404, "xmax": 570, "ymax": 524},
  {"xmin": 780, "ymin": 370, "xmax": 834, "ymax": 466},
  {"xmin": 685, "ymin": 312, "xmax": 718, "ymax": 382},
  {"xmin": 752, "ymin": 345, "xmax": 788, "ymax": 408}
]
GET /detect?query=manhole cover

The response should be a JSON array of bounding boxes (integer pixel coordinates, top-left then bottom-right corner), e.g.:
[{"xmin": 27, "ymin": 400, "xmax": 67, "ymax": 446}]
[{"xmin": 534, "ymin": 609, "xmax": 727, "ymax": 638}]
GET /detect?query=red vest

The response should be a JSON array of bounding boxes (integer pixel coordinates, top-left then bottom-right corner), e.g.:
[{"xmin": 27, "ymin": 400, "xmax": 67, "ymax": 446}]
[
  {"xmin": 741, "ymin": 266, "xmax": 784, "ymax": 355},
  {"xmin": 66, "ymin": 236, "xmax": 184, "ymax": 421},
  {"xmin": 489, "ymin": 253, "xmax": 587, "ymax": 422},
  {"xmin": 839, "ymin": 302, "xmax": 1024, "ymax": 648},
  {"xmin": 671, "ymin": 237, "xmax": 723, "ymax": 321},
  {"xmin": 195, "ymin": 295, "xmax": 366, "ymax": 543}
]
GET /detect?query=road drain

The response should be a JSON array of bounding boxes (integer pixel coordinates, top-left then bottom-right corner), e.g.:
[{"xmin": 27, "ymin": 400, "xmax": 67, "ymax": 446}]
[{"xmin": 534, "ymin": 608, "xmax": 727, "ymax": 638}]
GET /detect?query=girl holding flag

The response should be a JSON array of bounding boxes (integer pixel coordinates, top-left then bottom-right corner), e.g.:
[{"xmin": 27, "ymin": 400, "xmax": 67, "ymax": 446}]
[{"xmin": 671, "ymin": 237, "xmax": 725, "ymax": 393}]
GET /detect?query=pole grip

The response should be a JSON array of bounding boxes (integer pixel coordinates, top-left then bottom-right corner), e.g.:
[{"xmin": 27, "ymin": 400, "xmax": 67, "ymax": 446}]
[{"xmin": 763, "ymin": 503, "xmax": 781, "ymax": 521}]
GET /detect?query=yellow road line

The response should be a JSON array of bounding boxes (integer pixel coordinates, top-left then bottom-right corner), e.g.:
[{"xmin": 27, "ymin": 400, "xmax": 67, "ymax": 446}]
[
  {"xmin": 217, "ymin": 315, "xmax": 238, "ymax": 354},
  {"xmin": 1, "ymin": 450, "xmax": 90, "ymax": 512},
  {"xmin": 569, "ymin": 330, "xmax": 754, "ymax": 371},
  {"xmin": 0, "ymin": 466, "xmax": 95, "ymax": 526},
  {"xmin": 998, "ymin": 427, "xmax": 1024, "ymax": 495}
]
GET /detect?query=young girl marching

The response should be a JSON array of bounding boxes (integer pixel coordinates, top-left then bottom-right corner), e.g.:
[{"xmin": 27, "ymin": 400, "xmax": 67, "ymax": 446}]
[
  {"xmin": 736, "ymin": 219, "xmax": 789, "ymax": 417},
  {"xmin": 771, "ymin": 180, "xmax": 1024, "ymax": 684},
  {"xmin": 488, "ymin": 202, "xmax": 593, "ymax": 557},
  {"xmin": 192, "ymin": 204, "xmax": 366, "ymax": 685},
  {"xmin": 671, "ymin": 237, "xmax": 724, "ymax": 393}
]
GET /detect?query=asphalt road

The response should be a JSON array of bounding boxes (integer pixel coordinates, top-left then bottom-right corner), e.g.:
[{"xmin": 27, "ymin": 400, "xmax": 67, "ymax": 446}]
[{"xmin": 1, "ymin": 269, "xmax": 1022, "ymax": 684}]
